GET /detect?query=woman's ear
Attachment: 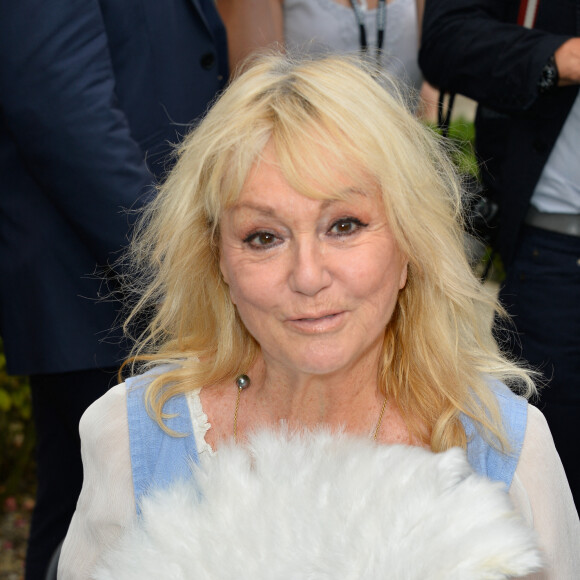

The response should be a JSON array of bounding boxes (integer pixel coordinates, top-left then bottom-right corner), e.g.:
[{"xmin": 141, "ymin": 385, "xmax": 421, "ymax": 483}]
[
  {"xmin": 399, "ymin": 260, "xmax": 408, "ymax": 290},
  {"xmin": 219, "ymin": 254, "xmax": 237, "ymax": 305},
  {"xmin": 219, "ymin": 253, "xmax": 230, "ymax": 285}
]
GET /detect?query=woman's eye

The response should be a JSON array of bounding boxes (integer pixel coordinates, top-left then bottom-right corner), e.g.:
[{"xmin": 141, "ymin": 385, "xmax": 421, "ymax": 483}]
[
  {"xmin": 329, "ymin": 218, "xmax": 367, "ymax": 236},
  {"xmin": 244, "ymin": 231, "xmax": 279, "ymax": 248}
]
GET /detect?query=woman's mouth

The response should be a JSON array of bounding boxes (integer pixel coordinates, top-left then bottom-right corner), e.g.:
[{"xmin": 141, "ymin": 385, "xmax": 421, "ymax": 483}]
[{"xmin": 286, "ymin": 312, "xmax": 346, "ymax": 333}]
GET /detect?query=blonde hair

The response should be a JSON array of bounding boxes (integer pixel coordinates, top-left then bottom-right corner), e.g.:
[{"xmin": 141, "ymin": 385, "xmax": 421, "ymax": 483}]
[{"xmin": 123, "ymin": 52, "xmax": 535, "ymax": 451}]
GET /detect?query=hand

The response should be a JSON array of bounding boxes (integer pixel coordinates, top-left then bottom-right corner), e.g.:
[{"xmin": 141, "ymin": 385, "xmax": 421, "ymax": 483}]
[{"xmin": 555, "ymin": 37, "xmax": 580, "ymax": 86}]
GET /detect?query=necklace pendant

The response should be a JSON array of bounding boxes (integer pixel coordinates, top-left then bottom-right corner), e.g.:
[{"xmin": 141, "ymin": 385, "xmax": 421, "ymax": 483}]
[{"xmin": 236, "ymin": 374, "xmax": 251, "ymax": 391}]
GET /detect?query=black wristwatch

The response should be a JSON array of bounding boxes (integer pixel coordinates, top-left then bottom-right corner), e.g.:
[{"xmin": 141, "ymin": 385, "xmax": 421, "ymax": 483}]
[{"xmin": 538, "ymin": 54, "xmax": 559, "ymax": 94}]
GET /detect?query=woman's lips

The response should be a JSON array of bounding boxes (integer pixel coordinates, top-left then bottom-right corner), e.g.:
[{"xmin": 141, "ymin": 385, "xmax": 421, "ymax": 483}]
[{"xmin": 286, "ymin": 312, "xmax": 346, "ymax": 333}]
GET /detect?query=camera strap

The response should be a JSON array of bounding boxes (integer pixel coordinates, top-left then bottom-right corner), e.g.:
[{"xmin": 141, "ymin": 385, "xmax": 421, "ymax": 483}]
[{"xmin": 437, "ymin": 92, "xmax": 455, "ymax": 139}]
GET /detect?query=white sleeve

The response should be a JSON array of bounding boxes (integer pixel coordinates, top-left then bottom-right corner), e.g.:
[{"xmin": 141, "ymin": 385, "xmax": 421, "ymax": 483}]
[
  {"xmin": 57, "ymin": 383, "xmax": 136, "ymax": 580},
  {"xmin": 508, "ymin": 405, "xmax": 580, "ymax": 580}
]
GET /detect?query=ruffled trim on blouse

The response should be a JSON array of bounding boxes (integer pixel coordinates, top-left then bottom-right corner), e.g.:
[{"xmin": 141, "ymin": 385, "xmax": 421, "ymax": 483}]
[{"xmin": 186, "ymin": 388, "xmax": 215, "ymax": 456}]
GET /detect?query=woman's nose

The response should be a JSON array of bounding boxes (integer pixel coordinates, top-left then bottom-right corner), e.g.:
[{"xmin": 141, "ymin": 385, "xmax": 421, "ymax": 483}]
[{"xmin": 288, "ymin": 238, "xmax": 332, "ymax": 296}]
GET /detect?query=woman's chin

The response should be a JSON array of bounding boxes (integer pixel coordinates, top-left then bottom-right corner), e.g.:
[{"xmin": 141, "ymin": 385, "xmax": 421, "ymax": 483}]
[{"xmin": 272, "ymin": 349, "xmax": 364, "ymax": 379}]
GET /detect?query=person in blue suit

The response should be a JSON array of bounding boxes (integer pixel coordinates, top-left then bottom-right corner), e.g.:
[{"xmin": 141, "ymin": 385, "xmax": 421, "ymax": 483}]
[{"xmin": 0, "ymin": 1, "xmax": 227, "ymax": 577}]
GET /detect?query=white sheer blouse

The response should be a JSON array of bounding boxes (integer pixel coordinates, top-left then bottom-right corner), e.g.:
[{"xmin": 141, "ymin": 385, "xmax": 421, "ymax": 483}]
[{"xmin": 58, "ymin": 383, "xmax": 580, "ymax": 579}]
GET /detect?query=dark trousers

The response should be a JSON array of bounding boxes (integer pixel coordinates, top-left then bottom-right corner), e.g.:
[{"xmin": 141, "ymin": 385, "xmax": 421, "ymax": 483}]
[
  {"xmin": 496, "ymin": 225, "xmax": 580, "ymax": 513},
  {"xmin": 25, "ymin": 367, "xmax": 118, "ymax": 580}
]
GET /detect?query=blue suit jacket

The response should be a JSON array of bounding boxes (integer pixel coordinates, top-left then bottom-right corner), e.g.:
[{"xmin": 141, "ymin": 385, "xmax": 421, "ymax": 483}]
[{"xmin": 0, "ymin": 0, "xmax": 227, "ymax": 374}]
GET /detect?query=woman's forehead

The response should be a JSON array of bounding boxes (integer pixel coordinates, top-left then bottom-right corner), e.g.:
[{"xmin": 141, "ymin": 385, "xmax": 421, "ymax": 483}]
[{"xmin": 237, "ymin": 140, "xmax": 380, "ymax": 203}]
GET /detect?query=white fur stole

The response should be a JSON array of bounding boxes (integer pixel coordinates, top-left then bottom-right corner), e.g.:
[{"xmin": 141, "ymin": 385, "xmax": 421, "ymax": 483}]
[{"xmin": 93, "ymin": 429, "xmax": 541, "ymax": 579}]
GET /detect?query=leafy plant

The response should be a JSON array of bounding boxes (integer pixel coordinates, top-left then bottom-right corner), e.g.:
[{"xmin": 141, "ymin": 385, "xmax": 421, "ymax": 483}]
[
  {"xmin": 0, "ymin": 338, "xmax": 36, "ymax": 503},
  {"xmin": 447, "ymin": 119, "xmax": 480, "ymax": 177},
  {"xmin": 426, "ymin": 116, "xmax": 479, "ymax": 177}
]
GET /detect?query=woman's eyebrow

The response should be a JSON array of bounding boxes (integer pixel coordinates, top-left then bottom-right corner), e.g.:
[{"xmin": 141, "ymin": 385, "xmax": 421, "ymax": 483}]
[
  {"xmin": 228, "ymin": 202, "xmax": 277, "ymax": 216},
  {"xmin": 320, "ymin": 188, "xmax": 369, "ymax": 206},
  {"xmin": 227, "ymin": 186, "xmax": 371, "ymax": 220},
  {"xmin": 231, "ymin": 188, "xmax": 368, "ymax": 213},
  {"xmin": 340, "ymin": 187, "xmax": 368, "ymax": 198}
]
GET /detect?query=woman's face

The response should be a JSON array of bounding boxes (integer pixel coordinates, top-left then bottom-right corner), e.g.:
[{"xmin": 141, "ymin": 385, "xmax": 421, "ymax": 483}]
[{"xmin": 219, "ymin": 145, "xmax": 408, "ymax": 379}]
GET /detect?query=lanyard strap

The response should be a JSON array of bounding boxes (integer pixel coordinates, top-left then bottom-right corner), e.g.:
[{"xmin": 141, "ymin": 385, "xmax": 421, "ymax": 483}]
[{"xmin": 349, "ymin": 0, "xmax": 387, "ymax": 65}]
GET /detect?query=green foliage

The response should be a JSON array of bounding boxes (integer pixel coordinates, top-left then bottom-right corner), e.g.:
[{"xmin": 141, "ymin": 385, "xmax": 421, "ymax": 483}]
[
  {"xmin": 426, "ymin": 116, "xmax": 479, "ymax": 177},
  {"xmin": 0, "ymin": 338, "xmax": 36, "ymax": 503},
  {"xmin": 446, "ymin": 118, "xmax": 479, "ymax": 178}
]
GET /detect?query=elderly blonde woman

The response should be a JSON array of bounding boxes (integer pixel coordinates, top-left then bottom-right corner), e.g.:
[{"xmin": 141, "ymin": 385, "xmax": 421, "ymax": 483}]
[{"xmin": 59, "ymin": 54, "xmax": 579, "ymax": 579}]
